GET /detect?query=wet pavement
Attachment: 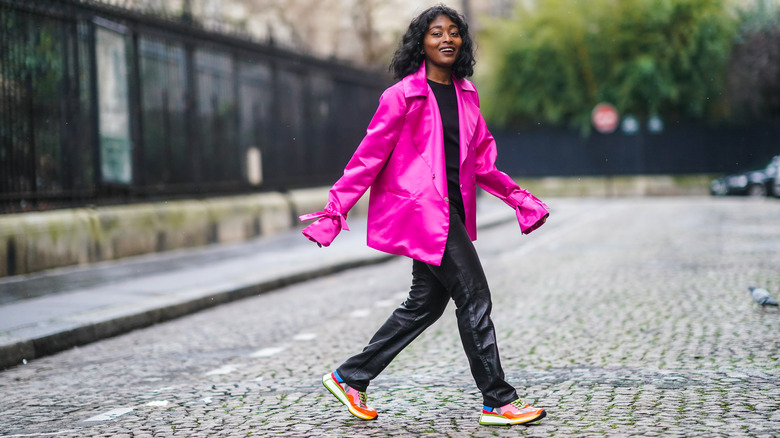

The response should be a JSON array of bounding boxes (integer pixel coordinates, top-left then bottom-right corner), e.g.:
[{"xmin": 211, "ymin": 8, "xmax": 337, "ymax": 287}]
[{"xmin": 0, "ymin": 196, "xmax": 779, "ymax": 437}]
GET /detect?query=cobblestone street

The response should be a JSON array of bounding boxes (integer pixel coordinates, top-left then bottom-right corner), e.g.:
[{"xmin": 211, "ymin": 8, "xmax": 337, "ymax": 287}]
[{"xmin": 1, "ymin": 197, "xmax": 779, "ymax": 437}]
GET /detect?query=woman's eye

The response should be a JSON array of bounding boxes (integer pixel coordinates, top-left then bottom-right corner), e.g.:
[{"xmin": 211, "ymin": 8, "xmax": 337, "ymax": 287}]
[{"xmin": 432, "ymin": 32, "xmax": 441, "ymax": 37}]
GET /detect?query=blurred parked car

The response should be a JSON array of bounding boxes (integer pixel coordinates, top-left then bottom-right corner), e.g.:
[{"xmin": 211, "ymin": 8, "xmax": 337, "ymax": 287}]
[{"xmin": 710, "ymin": 155, "xmax": 780, "ymax": 197}]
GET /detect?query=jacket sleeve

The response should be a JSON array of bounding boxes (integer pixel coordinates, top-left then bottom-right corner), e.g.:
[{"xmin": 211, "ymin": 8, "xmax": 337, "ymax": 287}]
[
  {"xmin": 299, "ymin": 86, "xmax": 407, "ymax": 246},
  {"xmin": 473, "ymin": 111, "xmax": 549, "ymax": 235}
]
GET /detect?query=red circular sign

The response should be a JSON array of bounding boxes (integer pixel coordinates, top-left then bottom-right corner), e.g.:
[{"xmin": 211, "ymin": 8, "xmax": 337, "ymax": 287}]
[{"xmin": 592, "ymin": 103, "xmax": 619, "ymax": 134}]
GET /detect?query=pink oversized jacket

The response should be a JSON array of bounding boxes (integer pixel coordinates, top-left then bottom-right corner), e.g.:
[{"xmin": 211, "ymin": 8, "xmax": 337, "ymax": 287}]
[{"xmin": 300, "ymin": 62, "xmax": 548, "ymax": 266}]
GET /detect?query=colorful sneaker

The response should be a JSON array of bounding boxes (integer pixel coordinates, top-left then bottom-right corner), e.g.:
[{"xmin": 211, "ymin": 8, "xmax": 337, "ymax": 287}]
[
  {"xmin": 322, "ymin": 372, "xmax": 378, "ymax": 420},
  {"xmin": 479, "ymin": 399, "xmax": 546, "ymax": 425}
]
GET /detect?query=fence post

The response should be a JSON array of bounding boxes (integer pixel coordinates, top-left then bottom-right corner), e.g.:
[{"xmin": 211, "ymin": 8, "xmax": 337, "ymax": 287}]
[
  {"xmin": 25, "ymin": 71, "xmax": 37, "ymax": 203},
  {"xmin": 87, "ymin": 19, "xmax": 102, "ymax": 189},
  {"xmin": 129, "ymin": 27, "xmax": 145, "ymax": 190},
  {"xmin": 184, "ymin": 41, "xmax": 200, "ymax": 187}
]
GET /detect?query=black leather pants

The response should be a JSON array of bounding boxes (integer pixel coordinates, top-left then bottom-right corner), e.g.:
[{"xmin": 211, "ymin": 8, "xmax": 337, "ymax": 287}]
[{"xmin": 336, "ymin": 214, "xmax": 518, "ymax": 407}]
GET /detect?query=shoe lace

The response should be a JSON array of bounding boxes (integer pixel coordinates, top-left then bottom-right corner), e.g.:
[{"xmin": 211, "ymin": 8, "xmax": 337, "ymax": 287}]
[
  {"xmin": 358, "ymin": 391, "xmax": 368, "ymax": 407},
  {"xmin": 509, "ymin": 399, "xmax": 527, "ymax": 409}
]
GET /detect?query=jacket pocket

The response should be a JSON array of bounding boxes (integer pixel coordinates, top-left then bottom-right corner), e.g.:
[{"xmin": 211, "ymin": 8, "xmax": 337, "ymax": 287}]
[
  {"xmin": 369, "ymin": 188, "xmax": 420, "ymax": 226},
  {"xmin": 386, "ymin": 188, "xmax": 414, "ymax": 201}
]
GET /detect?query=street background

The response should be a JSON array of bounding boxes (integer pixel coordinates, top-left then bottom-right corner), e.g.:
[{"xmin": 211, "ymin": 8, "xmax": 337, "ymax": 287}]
[
  {"xmin": 1, "ymin": 1, "xmax": 780, "ymax": 436},
  {"xmin": 1, "ymin": 196, "xmax": 778, "ymax": 437}
]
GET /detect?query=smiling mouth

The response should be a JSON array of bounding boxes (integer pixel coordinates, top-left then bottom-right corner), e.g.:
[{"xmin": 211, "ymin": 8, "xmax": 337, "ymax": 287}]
[{"xmin": 440, "ymin": 47, "xmax": 456, "ymax": 53}]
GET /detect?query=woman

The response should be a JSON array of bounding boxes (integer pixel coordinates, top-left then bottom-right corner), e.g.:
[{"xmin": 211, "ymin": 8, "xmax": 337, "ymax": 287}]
[{"xmin": 299, "ymin": 5, "xmax": 549, "ymax": 426}]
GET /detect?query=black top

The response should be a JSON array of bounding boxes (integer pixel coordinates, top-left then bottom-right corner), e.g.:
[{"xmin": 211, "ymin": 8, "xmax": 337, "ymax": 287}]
[{"xmin": 427, "ymin": 79, "xmax": 465, "ymax": 222}]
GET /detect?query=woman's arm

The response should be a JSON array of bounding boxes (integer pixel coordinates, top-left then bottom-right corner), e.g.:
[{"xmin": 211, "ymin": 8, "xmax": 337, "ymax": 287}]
[
  {"xmin": 328, "ymin": 87, "xmax": 407, "ymax": 215},
  {"xmin": 300, "ymin": 86, "xmax": 407, "ymax": 246},
  {"xmin": 473, "ymin": 113, "xmax": 549, "ymax": 234}
]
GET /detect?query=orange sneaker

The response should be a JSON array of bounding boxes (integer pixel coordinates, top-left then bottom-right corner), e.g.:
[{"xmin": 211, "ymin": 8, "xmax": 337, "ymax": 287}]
[
  {"xmin": 322, "ymin": 372, "xmax": 378, "ymax": 420},
  {"xmin": 479, "ymin": 399, "xmax": 546, "ymax": 425}
]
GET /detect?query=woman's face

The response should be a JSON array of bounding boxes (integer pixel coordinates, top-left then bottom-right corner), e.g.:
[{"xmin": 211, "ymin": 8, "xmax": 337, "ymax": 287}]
[{"xmin": 422, "ymin": 14, "xmax": 462, "ymax": 72}]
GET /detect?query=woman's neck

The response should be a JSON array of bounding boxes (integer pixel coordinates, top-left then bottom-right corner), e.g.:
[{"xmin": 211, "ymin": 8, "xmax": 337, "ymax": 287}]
[{"xmin": 425, "ymin": 64, "xmax": 452, "ymax": 85}]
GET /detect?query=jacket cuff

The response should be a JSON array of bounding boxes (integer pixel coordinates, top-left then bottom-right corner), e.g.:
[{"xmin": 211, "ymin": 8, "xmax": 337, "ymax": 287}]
[
  {"xmin": 299, "ymin": 203, "xmax": 349, "ymax": 247},
  {"xmin": 509, "ymin": 190, "xmax": 549, "ymax": 235}
]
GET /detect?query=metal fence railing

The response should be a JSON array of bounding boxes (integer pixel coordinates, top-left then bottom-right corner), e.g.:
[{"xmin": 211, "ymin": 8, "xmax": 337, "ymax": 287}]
[
  {"xmin": 0, "ymin": 0, "xmax": 389, "ymax": 213},
  {"xmin": 494, "ymin": 123, "xmax": 780, "ymax": 179}
]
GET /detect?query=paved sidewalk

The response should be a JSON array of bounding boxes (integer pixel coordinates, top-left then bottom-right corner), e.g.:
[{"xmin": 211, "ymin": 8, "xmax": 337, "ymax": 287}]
[{"xmin": 0, "ymin": 197, "xmax": 515, "ymax": 370}]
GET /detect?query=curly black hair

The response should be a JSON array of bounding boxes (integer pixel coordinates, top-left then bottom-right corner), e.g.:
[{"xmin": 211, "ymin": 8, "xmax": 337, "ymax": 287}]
[{"xmin": 389, "ymin": 4, "xmax": 476, "ymax": 80}]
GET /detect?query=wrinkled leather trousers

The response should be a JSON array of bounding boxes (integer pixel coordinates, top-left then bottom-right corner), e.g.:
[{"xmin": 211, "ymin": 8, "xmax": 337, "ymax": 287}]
[{"xmin": 336, "ymin": 213, "xmax": 518, "ymax": 407}]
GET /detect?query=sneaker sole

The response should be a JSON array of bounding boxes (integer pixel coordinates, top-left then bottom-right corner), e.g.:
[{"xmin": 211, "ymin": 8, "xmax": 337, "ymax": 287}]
[
  {"xmin": 479, "ymin": 409, "xmax": 546, "ymax": 426},
  {"xmin": 321, "ymin": 373, "xmax": 377, "ymax": 421}
]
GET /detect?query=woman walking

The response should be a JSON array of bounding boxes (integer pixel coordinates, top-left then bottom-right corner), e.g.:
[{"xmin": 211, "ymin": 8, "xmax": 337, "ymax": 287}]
[{"xmin": 299, "ymin": 4, "xmax": 549, "ymax": 426}]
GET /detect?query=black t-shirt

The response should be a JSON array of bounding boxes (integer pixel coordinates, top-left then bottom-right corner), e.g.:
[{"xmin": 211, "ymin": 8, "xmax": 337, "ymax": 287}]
[{"xmin": 427, "ymin": 79, "xmax": 465, "ymax": 222}]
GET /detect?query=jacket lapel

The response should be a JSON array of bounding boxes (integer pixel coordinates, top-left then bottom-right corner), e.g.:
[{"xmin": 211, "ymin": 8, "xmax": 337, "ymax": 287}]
[
  {"xmin": 454, "ymin": 77, "xmax": 478, "ymax": 167},
  {"xmin": 402, "ymin": 63, "xmax": 446, "ymax": 200},
  {"xmin": 402, "ymin": 62, "xmax": 430, "ymax": 100},
  {"xmin": 401, "ymin": 63, "xmax": 480, "ymax": 199}
]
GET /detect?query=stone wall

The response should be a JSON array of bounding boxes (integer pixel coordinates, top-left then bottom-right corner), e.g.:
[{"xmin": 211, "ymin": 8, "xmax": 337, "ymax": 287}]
[
  {"xmin": 0, "ymin": 188, "xmax": 371, "ymax": 278},
  {"xmin": 0, "ymin": 175, "xmax": 710, "ymax": 278}
]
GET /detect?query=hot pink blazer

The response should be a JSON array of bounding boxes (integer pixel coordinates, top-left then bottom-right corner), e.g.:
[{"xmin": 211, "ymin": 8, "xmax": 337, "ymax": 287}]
[{"xmin": 300, "ymin": 62, "xmax": 548, "ymax": 266}]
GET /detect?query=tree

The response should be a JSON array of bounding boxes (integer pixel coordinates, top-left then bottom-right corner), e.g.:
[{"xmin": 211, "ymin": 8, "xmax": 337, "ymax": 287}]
[
  {"xmin": 477, "ymin": 0, "xmax": 737, "ymax": 132},
  {"xmin": 727, "ymin": 2, "xmax": 780, "ymax": 123},
  {"xmin": 220, "ymin": 0, "xmax": 406, "ymax": 67}
]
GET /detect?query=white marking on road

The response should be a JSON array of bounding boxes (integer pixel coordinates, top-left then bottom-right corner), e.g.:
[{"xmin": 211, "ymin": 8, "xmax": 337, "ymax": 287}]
[
  {"xmin": 250, "ymin": 346, "xmax": 286, "ymax": 358},
  {"xmin": 2, "ymin": 431, "xmax": 81, "ymax": 437},
  {"xmin": 349, "ymin": 308, "xmax": 371, "ymax": 318},
  {"xmin": 375, "ymin": 299, "xmax": 397, "ymax": 308},
  {"xmin": 152, "ymin": 386, "xmax": 174, "ymax": 393},
  {"xmin": 84, "ymin": 407, "xmax": 134, "ymax": 422},
  {"xmin": 202, "ymin": 397, "xmax": 213, "ymax": 404},
  {"xmin": 146, "ymin": 400, "xmax": 169, "ymax": 407},
  {"xmin": 293, "ymin": 333, "xmax": 317, "ymax": 341},
  {"xmin": 205, "ymin": 364, "xmax": 238, "ymax": 376}
]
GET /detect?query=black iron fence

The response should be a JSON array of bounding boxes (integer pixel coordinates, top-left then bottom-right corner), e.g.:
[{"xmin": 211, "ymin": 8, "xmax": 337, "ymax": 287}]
[
  {"xmin": 494, "ymin": 123, "xmax": 780, "ymax": 178},
  {"xmin": 4, "ymin": 1, "xmax": 777, "ymax": 215},
  {"xmin": 0, "ymin": 0, "xmax": 388, "ymax": 213}
]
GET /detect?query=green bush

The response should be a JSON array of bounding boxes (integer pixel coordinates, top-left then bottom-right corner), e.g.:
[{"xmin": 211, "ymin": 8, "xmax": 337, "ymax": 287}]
[{"xmin": 477, "ymin": 0, "xmax": 737, "ymax": 133}]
